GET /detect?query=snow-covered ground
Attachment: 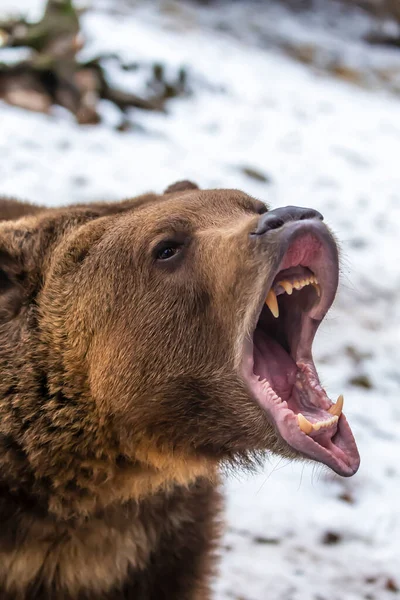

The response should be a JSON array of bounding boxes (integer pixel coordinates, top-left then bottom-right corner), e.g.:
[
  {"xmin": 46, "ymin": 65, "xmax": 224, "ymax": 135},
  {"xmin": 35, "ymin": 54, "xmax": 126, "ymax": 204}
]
[{"xmin": 1, "ymin": 1, "xmax": 400, "ymax": 598}]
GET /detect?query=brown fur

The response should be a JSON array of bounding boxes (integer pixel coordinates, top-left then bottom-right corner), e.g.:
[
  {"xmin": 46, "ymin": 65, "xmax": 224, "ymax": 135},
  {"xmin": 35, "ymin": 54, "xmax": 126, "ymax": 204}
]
[{"xmin": 0, "ymin": 184, "xmax": 299, "ymax": 599}]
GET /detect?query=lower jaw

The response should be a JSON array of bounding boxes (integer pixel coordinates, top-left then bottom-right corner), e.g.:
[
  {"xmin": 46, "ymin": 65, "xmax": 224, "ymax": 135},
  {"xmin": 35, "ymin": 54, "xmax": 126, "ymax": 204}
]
[{"xmin": 244, "ymin": 358, "xmax": 360, "ymax": 477}]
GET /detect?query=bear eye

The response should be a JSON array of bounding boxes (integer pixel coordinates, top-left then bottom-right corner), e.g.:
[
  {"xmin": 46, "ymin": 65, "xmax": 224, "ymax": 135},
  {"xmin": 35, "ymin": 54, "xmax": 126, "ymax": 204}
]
[{"xmin": 155, "ymin": 242, "xmax": 183, "ymax": 261}]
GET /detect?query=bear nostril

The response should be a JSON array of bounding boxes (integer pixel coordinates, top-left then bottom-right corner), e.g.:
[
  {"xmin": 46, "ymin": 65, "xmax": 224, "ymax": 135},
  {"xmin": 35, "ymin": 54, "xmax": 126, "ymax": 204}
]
[
  {"xmin": 252, "ymin": 214, "xmax": 285, "ymax": 235},
  {"xmin": 267, "ymin": 217, "xmax": 285, "ymax": 230}
]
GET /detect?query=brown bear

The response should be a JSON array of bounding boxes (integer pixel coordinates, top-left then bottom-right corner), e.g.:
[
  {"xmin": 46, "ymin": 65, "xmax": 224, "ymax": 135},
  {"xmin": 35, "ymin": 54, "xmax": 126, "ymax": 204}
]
[{"xmin": 0, "ymin": 182, "xmax": 359, "ymax": 599}]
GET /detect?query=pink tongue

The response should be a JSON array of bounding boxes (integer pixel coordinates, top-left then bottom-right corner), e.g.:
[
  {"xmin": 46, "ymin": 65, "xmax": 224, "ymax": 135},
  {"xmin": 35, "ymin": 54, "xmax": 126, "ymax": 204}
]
[{"xmin": 253, "ymin": 330, "xmax": 297, "ymax": 402}]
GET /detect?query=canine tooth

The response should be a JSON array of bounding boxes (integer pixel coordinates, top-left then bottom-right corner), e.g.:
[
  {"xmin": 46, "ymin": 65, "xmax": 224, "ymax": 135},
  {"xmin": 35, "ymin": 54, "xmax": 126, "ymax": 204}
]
[
  {"xmin": 280, "ymin": 280, "xmax": 293, "ymax": 295},
  {"xmin": 265, "ymin": 289, "xmax": 279, "ymax": 318},
  {"xmin": 328, "ymin": 394, "xmax": 344, "ymax": 417},
  {"xmin": 312, "ymin": 282, "xmax": 321, "ymax": 297},
  {"xmin": 297, "ymin": 413, "xmax": 313, "ymax": 434}
]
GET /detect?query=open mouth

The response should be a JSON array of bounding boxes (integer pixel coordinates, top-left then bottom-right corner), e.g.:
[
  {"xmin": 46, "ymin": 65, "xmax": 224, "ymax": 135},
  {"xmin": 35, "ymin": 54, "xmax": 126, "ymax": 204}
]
[{"xmin": 242, "ymin": 222, "xmax": 360, "ymax": 477}]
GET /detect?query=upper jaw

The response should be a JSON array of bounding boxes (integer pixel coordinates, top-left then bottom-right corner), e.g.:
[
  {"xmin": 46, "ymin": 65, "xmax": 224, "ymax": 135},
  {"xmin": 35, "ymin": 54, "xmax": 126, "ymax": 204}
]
[
  {"xmin": 249, "ymin": 218, "xmax": 339, "ymax": 338},
  {"xmin": 241, "ymin": 218, "xmax": 338, "ymax": 376}
]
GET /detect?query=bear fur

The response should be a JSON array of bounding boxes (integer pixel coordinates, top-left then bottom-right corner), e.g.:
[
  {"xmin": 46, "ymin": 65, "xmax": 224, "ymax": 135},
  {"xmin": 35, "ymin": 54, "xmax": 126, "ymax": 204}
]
[{"xmin": 0, "ymin": 183, "xmax": 306, "ymax": 599}]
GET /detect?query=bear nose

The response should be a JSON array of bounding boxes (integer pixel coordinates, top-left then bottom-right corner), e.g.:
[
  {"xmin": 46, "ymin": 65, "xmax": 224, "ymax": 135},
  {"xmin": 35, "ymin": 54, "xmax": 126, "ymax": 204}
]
[{"xmin": 252, "ymin": 205, "xmax": 323, "ymax": 236}]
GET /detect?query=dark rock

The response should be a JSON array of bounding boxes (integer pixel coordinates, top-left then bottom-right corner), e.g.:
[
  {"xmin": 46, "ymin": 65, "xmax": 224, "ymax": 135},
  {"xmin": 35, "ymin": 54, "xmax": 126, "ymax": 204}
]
[{"xmin": 321, "ymin": 531, "xmax": 342, "ymax": 545}]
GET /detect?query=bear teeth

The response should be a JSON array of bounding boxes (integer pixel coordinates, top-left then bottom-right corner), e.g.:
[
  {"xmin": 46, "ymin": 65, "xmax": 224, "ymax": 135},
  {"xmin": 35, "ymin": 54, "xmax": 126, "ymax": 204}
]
[
  {"xmin": 265, "ymin": 289, "xmax": 279, "ymax": 318},
  {"xmin": 265, "ymin": 276, "xmax": 321, "ymax": 318},
  {"xmin": 297, "ymin": 413, "xmax": 339, "ymax": 434}
]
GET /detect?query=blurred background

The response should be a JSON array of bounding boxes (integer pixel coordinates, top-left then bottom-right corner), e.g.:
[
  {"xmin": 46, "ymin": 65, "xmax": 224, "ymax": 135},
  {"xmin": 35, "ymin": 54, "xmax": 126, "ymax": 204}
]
[{"xmin": 1, "ymin": 0, "xmax": 399, "ymax": 598}]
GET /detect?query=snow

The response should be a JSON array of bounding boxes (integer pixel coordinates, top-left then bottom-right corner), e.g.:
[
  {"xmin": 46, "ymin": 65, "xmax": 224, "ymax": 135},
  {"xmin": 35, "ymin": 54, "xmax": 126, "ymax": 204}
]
[
  {"xmin": 1, "ymin": 1, "xmax": 400, "ymax": 598},
  {"xmin": 0, "ymin": 0, "xmax": 46, "ymax": 22}
]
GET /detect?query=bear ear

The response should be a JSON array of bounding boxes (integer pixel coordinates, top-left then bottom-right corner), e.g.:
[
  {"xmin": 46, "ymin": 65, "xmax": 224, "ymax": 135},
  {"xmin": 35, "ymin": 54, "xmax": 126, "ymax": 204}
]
[{"xmin": 164, "ymin": 180, "xmax": 199, "ymax": 194}]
